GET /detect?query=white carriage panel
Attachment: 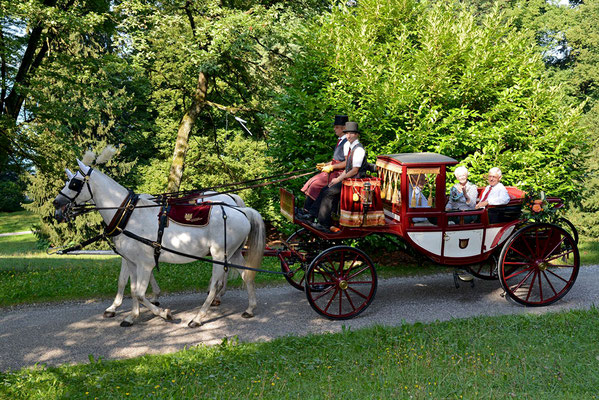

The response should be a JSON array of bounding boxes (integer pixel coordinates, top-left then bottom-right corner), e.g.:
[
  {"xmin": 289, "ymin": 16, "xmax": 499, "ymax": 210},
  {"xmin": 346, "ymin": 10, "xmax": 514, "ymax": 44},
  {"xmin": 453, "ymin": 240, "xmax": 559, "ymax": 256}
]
[
  {"xmin": 407, "ymin": 231, "xmax": 443, "ymax": 256},
  {"xmin": 484, "ymin": 226, "xmax": 515, "ymax": 251},
  {"xmin": 443, "ymin": 229, "xmax": 483, "ymax": 258}
]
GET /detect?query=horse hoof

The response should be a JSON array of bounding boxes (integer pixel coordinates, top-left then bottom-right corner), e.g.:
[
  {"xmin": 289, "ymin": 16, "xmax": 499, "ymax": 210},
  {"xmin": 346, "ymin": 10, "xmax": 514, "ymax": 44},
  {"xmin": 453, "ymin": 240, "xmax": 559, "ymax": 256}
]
[
  {"xmin": 103, "ymin": 311, "xmax": 115, "ymax": 318},
  {"xmin": 165, "ymin": 309, "xmax": 173, "ymax": 321},
  {"xmin": 188, "ymin": 320, "xmax": 201, "ymax": 328},
  {"xmin": 241, "ymin": 312, "xmax": 254, "ymax": 319},
  {"xmin": 120, "ymin": 320, "xmax": 133, "ymax": 327},
  {"xmin": 210, "ymin": 299, "xmax": 221, "ymax": 307},
  {"xmin": 151, "ymin": 301, "xmax": 160, "ymax": 307}
]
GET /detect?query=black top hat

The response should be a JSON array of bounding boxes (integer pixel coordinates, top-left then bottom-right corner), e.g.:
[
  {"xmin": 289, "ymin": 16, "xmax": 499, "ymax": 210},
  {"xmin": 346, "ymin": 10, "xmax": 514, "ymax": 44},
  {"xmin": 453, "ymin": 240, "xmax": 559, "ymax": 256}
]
[
  {"xmin": 343, "ymin": 121, "xmax": 360, "ymax": 133},
  {"xmin": 333, "ymin": 115, "xmax": 349, "ymax": 126}
]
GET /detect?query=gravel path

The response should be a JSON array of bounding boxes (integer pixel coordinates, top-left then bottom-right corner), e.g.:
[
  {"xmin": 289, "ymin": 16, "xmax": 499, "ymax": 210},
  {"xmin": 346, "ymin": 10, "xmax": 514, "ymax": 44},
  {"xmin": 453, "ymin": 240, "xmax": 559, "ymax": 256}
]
[{"xmin": 1, "ymin": 265, "xmax": 598, "ymax": 371}]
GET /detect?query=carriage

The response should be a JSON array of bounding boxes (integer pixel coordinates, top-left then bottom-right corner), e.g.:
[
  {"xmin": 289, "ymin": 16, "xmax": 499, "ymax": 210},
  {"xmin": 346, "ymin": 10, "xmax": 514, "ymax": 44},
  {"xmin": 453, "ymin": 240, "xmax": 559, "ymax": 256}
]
[
  {"xmin": 272, "ymin": 153, "xmax": 580, "ymax": 320},
  {"xmin": 53, "ymin": 151, "xmax": 580, "ymax": 327}
]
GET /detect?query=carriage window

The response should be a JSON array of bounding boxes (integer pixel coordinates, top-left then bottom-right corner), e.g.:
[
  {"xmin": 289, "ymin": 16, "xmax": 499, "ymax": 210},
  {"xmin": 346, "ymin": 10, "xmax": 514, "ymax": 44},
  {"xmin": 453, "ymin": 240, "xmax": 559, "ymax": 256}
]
[
  {"xmin": 407, "ymin": 168, "xmax": 439, "ymax": 209},
  {"xmin": 377, "ymin": 161, "xmax": 402, "ymax": 206}
]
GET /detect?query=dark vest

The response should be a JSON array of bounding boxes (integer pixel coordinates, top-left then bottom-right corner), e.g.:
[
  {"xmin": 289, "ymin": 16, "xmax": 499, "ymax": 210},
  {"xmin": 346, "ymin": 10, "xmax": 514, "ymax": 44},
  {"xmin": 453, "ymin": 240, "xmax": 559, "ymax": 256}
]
[
  {"xmin": 345, "ymin": 142, "xmax": 368, "ymax": 178},
  {"xmin": 332, "ymin": 137, "xmax": 347, "ymax": 161}
]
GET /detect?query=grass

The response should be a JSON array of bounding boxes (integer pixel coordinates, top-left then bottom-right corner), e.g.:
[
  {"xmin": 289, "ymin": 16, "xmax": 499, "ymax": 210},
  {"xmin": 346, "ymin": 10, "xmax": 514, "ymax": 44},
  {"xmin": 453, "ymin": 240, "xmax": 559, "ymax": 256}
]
[
  {"xmin": 0, "ymin": 210, "xmax": 39, "ymax": 234},
  {"xmin": 1, "ymin": 307, "xmax": 598, "ymax": 398}
]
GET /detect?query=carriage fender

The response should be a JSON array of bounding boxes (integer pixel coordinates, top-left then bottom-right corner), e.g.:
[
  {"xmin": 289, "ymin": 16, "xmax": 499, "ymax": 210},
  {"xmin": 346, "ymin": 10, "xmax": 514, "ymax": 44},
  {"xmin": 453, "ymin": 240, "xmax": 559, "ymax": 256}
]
[{"xmin": 490, "ymin": 221, "xmax": 520, "ymax": 249}]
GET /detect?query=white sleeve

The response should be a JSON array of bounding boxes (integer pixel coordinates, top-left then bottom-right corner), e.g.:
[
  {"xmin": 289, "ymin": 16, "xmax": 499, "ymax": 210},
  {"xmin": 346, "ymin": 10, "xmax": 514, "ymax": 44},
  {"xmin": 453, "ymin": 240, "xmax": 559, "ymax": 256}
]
[
  {"xmin": 351, "ymin": 147, "xmax": 365, "ymax": 168},
  {"xmin": 343, "ymin": 141, "xmax": 350, "ymax": 157}
]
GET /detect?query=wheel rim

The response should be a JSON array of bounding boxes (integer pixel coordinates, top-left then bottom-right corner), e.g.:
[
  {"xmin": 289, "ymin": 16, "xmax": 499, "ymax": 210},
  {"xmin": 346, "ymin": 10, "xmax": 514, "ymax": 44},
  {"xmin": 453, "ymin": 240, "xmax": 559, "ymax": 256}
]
[
  {"xmin": 305, "ymin": 246, "xmax": 377, "ymax": 320},
  {"xmin": 280, "ymin": 229, "xmax": 325, "ymax": 291},
  {"xmin": 499, "ymin": 223, "xmax": 579, "ymax": 306}
]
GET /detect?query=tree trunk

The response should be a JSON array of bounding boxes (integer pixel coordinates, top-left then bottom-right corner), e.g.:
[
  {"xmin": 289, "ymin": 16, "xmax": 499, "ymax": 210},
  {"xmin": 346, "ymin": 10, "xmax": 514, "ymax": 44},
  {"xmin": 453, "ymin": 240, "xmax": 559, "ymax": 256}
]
[{"xmin": 166, "ymin": 70, "xmax": 208, "ymax": 192}]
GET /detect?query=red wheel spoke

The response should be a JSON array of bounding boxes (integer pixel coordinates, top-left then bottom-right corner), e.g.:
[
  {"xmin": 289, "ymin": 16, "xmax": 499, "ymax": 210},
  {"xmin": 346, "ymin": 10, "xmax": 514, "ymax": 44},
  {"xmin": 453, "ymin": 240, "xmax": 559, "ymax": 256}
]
[
  {"xmin": 505, "ymin": 266, "xmax": 534, "ymax": 280},
  {"xmin": 347, "ymin": 286, "xmax": 368, "ymax": 300},
  {"xmin": 525, "ymin": 270, "xmax": 538, "ymax": 302},
  {"xmin": 541, "ymin": 236, "xmax": 566, "ymax": 261},
  {"xmin": 509, "ymin": 269, "xmax": 534, "ymax": 292},
  {"xmin": 538, "ymin": 228, "xmax": 552, "ymax": 259},
  {"xmin": 536, "ymin": 270, "xmax": 543, "ymax": 302},
  {"xmin": 508, "ymin": 245, "xmax": 534, "ymax": 263},
  {"xmin": 544, "ymin": 249, "xmax": 575, "ymax": 263},
  {"xmin": 520, "ymin": 233, "xmax": 537, "ymax": 260},
  {"xmin": 343, "ymin": 290, "xmax": 357, "ymax": 312},
  {"xmin": 322, "ymin": 287, "xmax": 340, "ymax": 313},
  {"xmin": 541, "ymin": 270, "xmax": 559, "ymax": 297},
  {"xmin": 545, "ymin": 268, "xmax": 570, "ymax": 284},
  {"xmin": 347, "ymin": 265, "xmax": 371, "ymax": 280},
  {"xmin": 503, "ymin": 261, "xmax": 533, "ymax": 266}
]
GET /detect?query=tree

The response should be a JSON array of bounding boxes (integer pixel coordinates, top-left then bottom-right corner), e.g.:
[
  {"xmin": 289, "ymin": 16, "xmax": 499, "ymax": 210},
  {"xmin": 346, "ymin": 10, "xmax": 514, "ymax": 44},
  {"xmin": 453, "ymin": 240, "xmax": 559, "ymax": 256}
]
[
  {"xmin": 114, "ymin": 0, "xmax": 325, "ymax": 195},
  {"xmin": 269, "ymin": 0, "xmax": 587, "ymax": 201}
]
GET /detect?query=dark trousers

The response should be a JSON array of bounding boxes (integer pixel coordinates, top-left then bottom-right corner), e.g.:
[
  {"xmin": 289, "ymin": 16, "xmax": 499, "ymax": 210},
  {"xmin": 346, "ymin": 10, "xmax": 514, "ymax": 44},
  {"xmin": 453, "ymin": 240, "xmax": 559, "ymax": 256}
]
[{"xmin": 309, "ymin": 182, "xmax": 342, "ymax": 227}]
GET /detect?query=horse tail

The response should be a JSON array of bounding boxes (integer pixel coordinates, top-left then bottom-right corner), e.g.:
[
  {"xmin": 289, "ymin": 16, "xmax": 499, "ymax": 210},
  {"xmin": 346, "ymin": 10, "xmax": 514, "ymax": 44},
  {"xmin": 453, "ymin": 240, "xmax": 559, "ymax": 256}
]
[
  {"xmin": 240, "ymin": 207, "xmax": 265, "ymax": 271},
  {"xmin": 230, "ymin": 193, "xmax": 246, "ymax": 207}
]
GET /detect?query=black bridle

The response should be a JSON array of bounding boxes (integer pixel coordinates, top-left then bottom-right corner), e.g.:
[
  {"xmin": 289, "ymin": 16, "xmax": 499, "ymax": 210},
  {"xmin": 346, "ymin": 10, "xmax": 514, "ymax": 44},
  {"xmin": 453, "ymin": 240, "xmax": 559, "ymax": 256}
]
[
  {"xmin": 57, "ymin": 168, "xmax": 94, "ymax": 221},
  {"xmin": 59, "ymin": 168, "xmax": 94, "ymax": 203}
]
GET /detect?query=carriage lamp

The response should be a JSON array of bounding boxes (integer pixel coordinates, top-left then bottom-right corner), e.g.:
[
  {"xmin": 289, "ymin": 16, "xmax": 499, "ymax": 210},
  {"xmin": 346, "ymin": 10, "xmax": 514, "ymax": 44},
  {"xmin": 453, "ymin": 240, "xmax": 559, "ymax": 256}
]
[{"xmin": 361, "ymin": 182, "xmax": 373, "ymax": 206}]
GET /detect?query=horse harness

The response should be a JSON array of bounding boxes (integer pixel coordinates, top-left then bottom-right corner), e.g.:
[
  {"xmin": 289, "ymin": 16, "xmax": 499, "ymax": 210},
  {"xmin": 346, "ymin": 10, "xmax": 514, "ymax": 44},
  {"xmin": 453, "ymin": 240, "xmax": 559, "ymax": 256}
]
[{"xmin": 56, "ymin": 173, "xmax": 285, "ymax": 276}]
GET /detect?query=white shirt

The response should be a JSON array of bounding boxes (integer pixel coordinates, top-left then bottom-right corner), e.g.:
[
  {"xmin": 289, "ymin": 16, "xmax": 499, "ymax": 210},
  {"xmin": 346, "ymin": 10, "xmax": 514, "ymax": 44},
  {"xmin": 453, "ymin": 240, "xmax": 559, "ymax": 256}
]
[
  {"xmin": 343, "ymin": 140, "xmax": 365, "ymax": 169},
  {"xmin": 480, "ymin": 182, "xmax": 510, "ymax": 205}
]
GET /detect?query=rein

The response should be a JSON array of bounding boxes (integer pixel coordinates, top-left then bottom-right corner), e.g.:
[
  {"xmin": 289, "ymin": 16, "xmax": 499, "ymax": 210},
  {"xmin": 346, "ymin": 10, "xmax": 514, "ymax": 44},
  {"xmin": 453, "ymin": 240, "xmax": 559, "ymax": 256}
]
[{"xmin": 68, "ymin": 168, "xmax": 315, "ymax": 216}]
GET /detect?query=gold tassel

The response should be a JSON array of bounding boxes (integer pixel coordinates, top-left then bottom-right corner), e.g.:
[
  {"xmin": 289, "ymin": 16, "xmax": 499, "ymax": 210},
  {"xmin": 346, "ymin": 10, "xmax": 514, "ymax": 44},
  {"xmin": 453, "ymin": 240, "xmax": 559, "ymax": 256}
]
[
  {"xmin": 392, "ymin": 172, "xmax": 399, "ymax": 204},
  {"xmin": 380, "ymin": 169, "xmax": 387, "ymax": 199},
  {"xmin": 386, "ymin": 172, "xmax": 393, "ymax": 200}
]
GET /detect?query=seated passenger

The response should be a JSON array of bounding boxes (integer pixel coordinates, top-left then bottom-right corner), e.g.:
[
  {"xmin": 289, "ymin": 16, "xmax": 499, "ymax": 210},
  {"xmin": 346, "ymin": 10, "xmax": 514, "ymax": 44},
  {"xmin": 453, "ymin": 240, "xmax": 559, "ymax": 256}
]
[
  {"xmin": 299, "ymin": 115, "xmax": 348, "ymax": 215},
  {"xmin": 409, "ymin": 174, "xmax": 430, "ymax": 223},
  {"xmin": 476, "ymin": 167, "xmax": 510, "ymax": 209},
  {"xmin": 309, "ymin": 121, "xmax": 367, "ymax": 232},
  {"xmin": 446, "ymin": 166, "xmax": 477, "ymax": 211}
]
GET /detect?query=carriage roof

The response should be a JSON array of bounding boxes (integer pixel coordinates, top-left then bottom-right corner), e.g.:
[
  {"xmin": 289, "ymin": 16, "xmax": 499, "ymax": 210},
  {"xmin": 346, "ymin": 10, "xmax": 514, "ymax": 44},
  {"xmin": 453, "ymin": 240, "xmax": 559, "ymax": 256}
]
[{"xmin": 378, "ymin": 153, "xmax": 458, "ymax": 166}]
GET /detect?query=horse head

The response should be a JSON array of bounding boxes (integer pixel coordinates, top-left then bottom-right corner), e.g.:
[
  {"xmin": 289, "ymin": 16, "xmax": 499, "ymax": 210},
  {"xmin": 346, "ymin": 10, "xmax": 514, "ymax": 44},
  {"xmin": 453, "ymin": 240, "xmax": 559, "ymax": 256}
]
[{"xmin": 53, "ymin": 160, "xmax": 93, "ymax": 222}]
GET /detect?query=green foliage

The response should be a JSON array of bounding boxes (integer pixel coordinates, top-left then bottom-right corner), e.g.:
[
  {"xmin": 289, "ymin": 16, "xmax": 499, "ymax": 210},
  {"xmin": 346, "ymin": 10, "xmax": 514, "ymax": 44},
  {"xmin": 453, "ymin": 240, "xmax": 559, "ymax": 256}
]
[
  {"xmin": 0, "ymin": 180, "xmax": 25, "ymax": 212},
  {"xmin": 269, "ymin": 0, "xmax": 587, "ymax": 202}
]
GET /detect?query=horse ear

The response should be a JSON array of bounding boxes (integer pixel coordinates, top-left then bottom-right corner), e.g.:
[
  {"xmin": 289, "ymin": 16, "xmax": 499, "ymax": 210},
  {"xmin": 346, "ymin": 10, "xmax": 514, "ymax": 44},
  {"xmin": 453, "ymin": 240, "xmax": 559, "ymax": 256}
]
[
  {"xmin": 76, "ymin": 159, "xmax": 91, "ymax": 175},
  {"xmin": 66, "ymin": 168, "xmax": 75, "ymax": 180}
]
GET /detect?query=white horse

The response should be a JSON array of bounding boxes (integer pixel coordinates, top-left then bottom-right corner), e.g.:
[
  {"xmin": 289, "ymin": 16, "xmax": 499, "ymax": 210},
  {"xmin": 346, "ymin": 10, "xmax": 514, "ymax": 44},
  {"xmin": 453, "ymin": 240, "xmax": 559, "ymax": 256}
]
[
  {"xmin": 103, "ymin": 191, "xmax": 246, "ymax": 318},
  {"xmin": 53, "ymin": 160, "xmax": 265, "ymax": 327}
]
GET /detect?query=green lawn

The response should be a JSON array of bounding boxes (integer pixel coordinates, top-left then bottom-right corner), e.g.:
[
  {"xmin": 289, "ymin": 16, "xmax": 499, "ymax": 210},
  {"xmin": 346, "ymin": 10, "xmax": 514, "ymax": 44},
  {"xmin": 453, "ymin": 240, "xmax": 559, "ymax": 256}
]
[
  {"xmin": 0, "ymin": 210, "xmax": 39, "ymax": 234},
  {"xmin": 1, "ymin": 308, "xmax": 598, "ymax": 398}
]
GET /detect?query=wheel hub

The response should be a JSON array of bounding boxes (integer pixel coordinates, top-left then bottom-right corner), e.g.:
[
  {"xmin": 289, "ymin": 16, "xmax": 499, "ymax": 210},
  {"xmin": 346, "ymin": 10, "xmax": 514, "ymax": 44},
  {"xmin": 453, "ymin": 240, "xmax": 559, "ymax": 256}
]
[{"xmin": 339, "ymin": 280, "xmax": 348, "ymax": 290}]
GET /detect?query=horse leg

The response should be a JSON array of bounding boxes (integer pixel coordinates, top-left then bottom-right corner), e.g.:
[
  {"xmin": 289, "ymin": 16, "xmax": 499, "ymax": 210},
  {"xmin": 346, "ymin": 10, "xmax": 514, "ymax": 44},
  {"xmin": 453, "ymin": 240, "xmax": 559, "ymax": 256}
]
[
  {"xmin": 148, "ymin": 271, "xmax": 161, "ymax": 306},
  {"xmin": 122, "ymin": 264, "xmax": 172, "ymax": 326},
  {"xmin": 211, "ymin": 269, "xmax": 229, "ymax": 307},
  {"xmin": 189, "ymin": 263, "xmax": 226, "ymax": 328},
  {"xmin": 104, "ymin": 258, "xmax": 130, "ymax": 318},
  {"xmin": 121, "ymin": 265, "xmax": 140, "ymax": 327},
  {"xmin": 235, "ymin": 250, "xmax": 257, "ymax": 318}
]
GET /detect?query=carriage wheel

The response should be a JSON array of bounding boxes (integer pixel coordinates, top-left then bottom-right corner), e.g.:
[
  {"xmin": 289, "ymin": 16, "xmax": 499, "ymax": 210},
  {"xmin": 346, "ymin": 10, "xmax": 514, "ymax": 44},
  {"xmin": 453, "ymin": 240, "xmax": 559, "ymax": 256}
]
[
  {"xmin": 498, "ymin": 223, "xmax": 579, "ymax": 306},
  {"xmin": 305, "ymin": 246, "xmax": 377, "ymax": 320},
  {"xmin": 556, "ymin": 217, "xmax": 579, "ymax": 245},
  {"xmin": 280, "ymin": 228, "xmax": 326, "ymax": 291},
  {"xmin": 468, "ymin": 255, "xmax": 498, "ymax": 280}
]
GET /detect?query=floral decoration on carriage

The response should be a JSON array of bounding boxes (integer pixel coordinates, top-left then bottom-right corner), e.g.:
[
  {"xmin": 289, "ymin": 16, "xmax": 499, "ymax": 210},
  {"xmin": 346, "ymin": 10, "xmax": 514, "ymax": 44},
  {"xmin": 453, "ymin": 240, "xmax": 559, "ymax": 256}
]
[{"xmin": 521, "ymin": 190, "xmax": 559, "ymax": 222}]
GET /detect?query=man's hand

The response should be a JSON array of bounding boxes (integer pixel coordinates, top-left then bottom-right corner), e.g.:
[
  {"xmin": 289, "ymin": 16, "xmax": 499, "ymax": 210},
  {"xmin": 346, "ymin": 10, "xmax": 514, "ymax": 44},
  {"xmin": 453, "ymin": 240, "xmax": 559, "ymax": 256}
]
[
  {"xmin": 316, "ymin": 162, "xmax": 327, "ymax": 171},
  {"xmin": 476, "ymin": 200, "xmax": 488, "ymax": 209}
]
